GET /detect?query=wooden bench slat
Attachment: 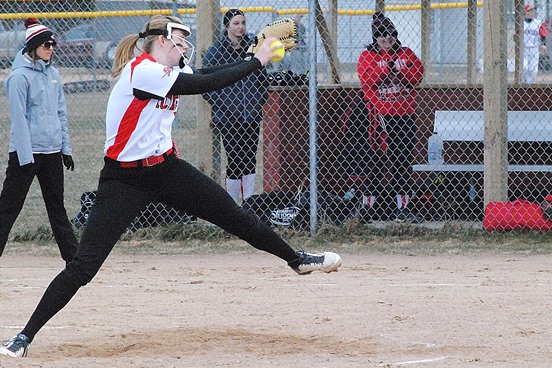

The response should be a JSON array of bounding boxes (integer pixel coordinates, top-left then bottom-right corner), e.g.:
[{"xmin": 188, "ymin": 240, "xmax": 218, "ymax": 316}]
[{"xmin": 434, "ymin": 110, "xmax": 552, "ymax": 142}]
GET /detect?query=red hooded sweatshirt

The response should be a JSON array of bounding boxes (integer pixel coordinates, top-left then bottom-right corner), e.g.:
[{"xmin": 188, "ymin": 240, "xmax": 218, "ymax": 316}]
[{"xmin": 358, "ymin": 46, "xmax": 424, "ymax": 116}]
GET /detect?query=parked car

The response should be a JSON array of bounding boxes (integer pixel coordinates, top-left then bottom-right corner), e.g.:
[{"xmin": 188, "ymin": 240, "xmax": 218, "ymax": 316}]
[
  {"xmin": 55, "ymin": 22, "xmax": 117, "ymax": 69},
  {"xmin": 0, "ymin": 23, "xmax": 26, "ymax": 68}
]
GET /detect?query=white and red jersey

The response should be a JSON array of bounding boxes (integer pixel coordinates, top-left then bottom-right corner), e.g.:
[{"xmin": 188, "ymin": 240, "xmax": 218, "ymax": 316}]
[
  {"xmin": 104, "ymin": 52, "xmax": 191, "ymax": 162},
  {"xmin": 523, "ymin": 19, "xmax": 548, "ymax": 48}
]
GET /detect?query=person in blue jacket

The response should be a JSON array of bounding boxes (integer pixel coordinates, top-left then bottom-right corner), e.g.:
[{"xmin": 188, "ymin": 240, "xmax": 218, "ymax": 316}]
[
  {"xmin": 202, "ymin": 9, "xmax": 269, "ymax": 203},
  {"xmin": 0, "ymin": 18, "xmax": 77, "ymax": 263}
]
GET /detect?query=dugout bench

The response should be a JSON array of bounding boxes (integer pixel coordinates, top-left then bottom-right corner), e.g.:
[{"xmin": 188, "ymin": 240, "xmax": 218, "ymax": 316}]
[{"xmin": 413, "ymin": 110, "xmax": 552, "ymax": 220}]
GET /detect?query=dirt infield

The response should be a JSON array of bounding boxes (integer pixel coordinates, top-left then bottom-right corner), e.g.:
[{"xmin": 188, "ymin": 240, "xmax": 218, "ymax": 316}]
[{"xmin": 0, "ymin": 251, "xmax": 551, "ymax": 368}]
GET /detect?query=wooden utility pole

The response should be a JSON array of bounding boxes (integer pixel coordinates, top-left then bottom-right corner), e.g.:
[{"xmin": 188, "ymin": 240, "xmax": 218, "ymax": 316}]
[
  {"xmin": 514, "ymin": 0, "xmax": 524, "ymax": 84},
  {"xmin": 326, "ymin": 0, "xmax": 339, "ymax": 84},
  {"xmin": 314, "ymin": 0, "xmax": 340, "ymax": 84},
  {"xmin": 467, "ymin": 0, "xmax": 478, "ymax": 83},
  {"xmin": 421, "ymin": 0, "xmax": 431, "ymax": 75},
  {"xmin": 196, "ymin": 0, "xmax": 220, "ymax": 182},
  {"xmin": 483, "ymin": 0, "xmax": 509, "ymax": 204}
]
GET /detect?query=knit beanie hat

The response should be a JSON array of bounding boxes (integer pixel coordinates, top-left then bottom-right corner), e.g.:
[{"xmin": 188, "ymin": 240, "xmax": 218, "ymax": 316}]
[
  {"xmin": 24, "ymin": 18, "xmax": 55, "ymax": 53},
  {"xmin": 371, "ymin": 12, "xmax": 398, "ymax": 42},
  {"xmin": 223, "ymin": 9, "xmax": 245, "ymax": 28}
]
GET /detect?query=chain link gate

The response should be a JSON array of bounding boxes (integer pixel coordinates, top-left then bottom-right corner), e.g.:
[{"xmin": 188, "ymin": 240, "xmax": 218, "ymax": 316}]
[{"xmin": 0, "ymin": 0, "xmax": 551, "ymax": 236}]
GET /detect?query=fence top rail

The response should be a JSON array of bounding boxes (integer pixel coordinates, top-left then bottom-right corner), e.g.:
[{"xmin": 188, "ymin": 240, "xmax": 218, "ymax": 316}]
[
  {"xmin": 0, "ymin": 2, "xmax": 485, "ymax": 20},
  {"xmin": 0, "ymin": 9, "xmax": 194, "ymax": 20}
]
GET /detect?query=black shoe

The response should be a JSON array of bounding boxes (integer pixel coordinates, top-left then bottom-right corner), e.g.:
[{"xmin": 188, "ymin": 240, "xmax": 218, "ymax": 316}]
[
  {"xmin": 289, "ymin": 251, "xmax": 342, "ymax": 275},
  {"xmin": 394, "ymin": 208, "xmax": 424, "ymax": 224}
]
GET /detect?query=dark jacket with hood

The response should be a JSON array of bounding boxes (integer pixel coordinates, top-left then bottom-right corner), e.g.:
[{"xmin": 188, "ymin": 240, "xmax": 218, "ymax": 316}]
[{"xmin": 201, "ymin": 33, "xmax": 268, "ymax": 124}]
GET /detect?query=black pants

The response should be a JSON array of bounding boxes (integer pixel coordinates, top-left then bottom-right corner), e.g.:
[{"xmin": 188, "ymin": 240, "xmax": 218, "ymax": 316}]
[
  {"xmin": 20, "ymin": 153, "xmax": 299, "ymax": 341},
  {"xmin": 384, "ymin": 114, "xmax": 417, "ymax": 196},
  {"xmin": 217, "ymin": 121, "xmax": 259, "ymax": 179},
  {"xmin": 0, "ymin": 152, "xmax": 77, "ymax": 262}
]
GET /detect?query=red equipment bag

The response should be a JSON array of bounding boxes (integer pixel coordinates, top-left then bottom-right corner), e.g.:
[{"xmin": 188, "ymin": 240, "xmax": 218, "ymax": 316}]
[{"xmin": 483, "ymin": 199, "xmax": 552, "ymax": 231}]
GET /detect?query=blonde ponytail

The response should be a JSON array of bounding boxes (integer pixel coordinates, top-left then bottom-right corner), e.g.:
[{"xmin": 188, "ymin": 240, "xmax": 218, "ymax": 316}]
[{"xmin": 112, "ymin": 34, "xmax": 139, "ymax": 78}]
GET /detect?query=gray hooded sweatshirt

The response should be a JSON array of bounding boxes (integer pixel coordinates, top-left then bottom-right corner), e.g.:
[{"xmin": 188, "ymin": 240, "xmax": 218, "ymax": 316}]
[{"xmin": 4, "ymin": 50, "xmax": 72, "ymax": 166}]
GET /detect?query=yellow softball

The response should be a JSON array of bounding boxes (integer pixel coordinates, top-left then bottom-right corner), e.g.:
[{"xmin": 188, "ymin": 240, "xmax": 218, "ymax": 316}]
[{"xmin": 270, "ymin": 40, "xmax": 286, "ymax": 62}]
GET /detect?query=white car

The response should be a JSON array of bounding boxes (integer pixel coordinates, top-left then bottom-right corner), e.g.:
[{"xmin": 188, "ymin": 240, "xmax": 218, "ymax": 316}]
[{"xmin": 55, "ymin": 22, "xmax": 117, "ymax": 69}]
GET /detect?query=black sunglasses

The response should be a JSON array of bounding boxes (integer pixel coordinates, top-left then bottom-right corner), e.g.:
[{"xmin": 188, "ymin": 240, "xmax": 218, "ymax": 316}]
[{"xmin": 41, "ymin": 41, "xmax": 57, "ymax": 49}]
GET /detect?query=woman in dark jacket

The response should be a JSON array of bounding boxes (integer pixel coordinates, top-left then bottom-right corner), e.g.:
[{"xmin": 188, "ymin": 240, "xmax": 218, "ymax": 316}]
[{"xmin": 202, "ymin": 9, "xmax": 268, "ymax": 203}]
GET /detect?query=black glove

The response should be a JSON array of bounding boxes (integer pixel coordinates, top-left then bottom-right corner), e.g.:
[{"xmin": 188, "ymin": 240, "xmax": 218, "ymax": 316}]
[
  {"xmin": 62, "ymin": 154, "xmax": 74, "ymax": 171},
  {"xmin": 387, "ymin": 59, "xmax": 396, "ymax": 72}
]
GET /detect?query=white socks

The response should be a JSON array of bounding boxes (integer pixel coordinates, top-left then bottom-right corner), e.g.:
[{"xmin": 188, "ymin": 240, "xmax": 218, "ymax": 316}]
[
  {"xmin": 362, "ymin": 195, "xmax": 376, "ymax": 208},
  {"xmin": 396, "ymin": 194, "xmax": 410, "ymax": 209},
  {"xmin": 226, "ymin": 174, "xmax": 256, "ymax": 203},
  {"xmin": 225, "ymin": 178, "xmax": 241, "ymax": 203},
  {"xmin": 241, "ymin": 173, "xmax": 256, "ymax": 201}
]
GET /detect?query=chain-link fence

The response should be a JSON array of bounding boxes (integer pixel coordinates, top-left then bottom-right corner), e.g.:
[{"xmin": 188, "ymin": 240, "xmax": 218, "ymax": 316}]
[{"xmin": 1, "ymin": 0, "xmax": 552, "ymax": 236}]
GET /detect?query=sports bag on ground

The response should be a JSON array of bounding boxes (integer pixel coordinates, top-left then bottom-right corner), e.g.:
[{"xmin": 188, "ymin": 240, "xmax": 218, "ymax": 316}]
[
  {"xmin": 242, "ymin": 190, "xmax": 358, "ymax": 229},
  {"xmin": 483, "ymin": 199, "xmax": 552, "ymax": 231}
]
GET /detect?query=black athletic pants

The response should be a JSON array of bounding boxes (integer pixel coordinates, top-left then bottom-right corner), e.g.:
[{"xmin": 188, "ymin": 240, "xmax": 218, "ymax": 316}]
[
  {"xmin": 383, "ymin": 114, "xmax": 417, "ymax": 196},
  {"xmin": 217, "ymin": 121, "xmax": 259, "ymax": 179},
  {"xmin": 0, "ymin": 152, "xmax": 77, "ymax": 262},
  {"xmin": 21, "ymin": 153, "xmax": 298, "ymax": 341}
]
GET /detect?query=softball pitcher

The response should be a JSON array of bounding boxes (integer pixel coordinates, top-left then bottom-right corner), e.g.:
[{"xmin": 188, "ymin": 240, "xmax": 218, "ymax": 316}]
[{"xmin": 0, "ymin": 15, "xmax": 341, "ymax": 358}]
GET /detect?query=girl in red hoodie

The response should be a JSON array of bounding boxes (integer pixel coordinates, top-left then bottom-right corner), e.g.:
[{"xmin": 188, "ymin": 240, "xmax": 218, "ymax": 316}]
[{"xmin": 357, "ymin": 12, "xmax": 425, "ymax": 223}]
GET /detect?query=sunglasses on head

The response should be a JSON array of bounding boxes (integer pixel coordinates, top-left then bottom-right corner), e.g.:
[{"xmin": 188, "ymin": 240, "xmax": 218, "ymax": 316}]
[{"xmin": 41, "ymin": 41, "xmax": 57, "ymax": 49}]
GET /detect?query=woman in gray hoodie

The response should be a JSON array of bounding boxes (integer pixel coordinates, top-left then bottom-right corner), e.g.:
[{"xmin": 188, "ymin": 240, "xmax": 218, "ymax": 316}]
[{"xmin": 0, "ymin": 18, "xmax": 77, "ymax": 264}]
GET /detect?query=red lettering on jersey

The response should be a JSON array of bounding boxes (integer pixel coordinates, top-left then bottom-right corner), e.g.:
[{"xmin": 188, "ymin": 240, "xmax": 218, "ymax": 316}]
[
  {"xmin": 169, "ymin": 96, "xmax": 179, "ymax": 110},
  {"xmin": 156, "ymin": 95, "xmax": 180, "ymax": 111}
]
